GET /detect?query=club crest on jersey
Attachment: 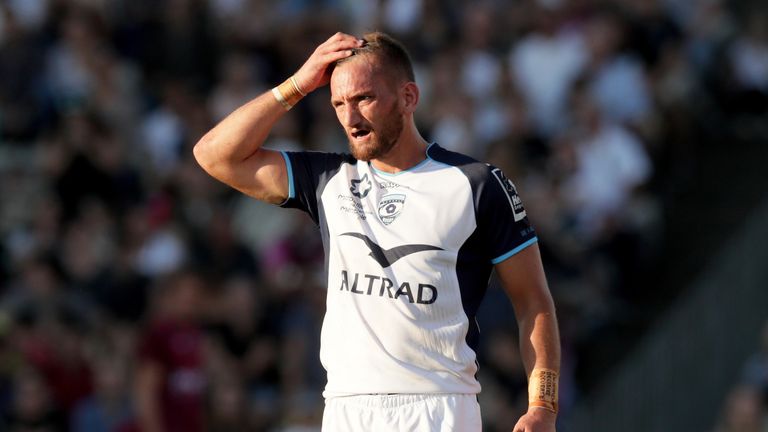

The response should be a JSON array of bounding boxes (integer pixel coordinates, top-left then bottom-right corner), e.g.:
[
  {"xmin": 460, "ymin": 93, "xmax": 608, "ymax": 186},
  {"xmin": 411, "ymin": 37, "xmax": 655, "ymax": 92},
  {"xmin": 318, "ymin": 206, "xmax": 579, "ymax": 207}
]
[
  {"xmin": 350, "ymin": 174, "xmax": 372, "ymax": 198},
  {"xmin": 377, "ymin": 193, "xmax": 406, "ymax": 225},
  {"xmin": 490, "ymin": 167, "xmax": 527, "ymax": 222}
]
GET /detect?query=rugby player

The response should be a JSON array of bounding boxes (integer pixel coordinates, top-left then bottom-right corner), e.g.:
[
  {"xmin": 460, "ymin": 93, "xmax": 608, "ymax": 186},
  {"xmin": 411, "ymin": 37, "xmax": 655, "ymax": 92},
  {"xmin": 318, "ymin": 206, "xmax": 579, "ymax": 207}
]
[{"xmin": 194, "ymin": 31, "xmax": 560, "ymax": 432}]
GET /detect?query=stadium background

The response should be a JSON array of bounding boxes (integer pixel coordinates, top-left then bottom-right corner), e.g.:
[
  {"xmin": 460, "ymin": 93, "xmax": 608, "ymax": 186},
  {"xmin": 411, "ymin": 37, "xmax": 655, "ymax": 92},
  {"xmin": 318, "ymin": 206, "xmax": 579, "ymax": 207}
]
[{"xmin": 0, "ymin": 0, "xmax": 766, "ymax": 430}]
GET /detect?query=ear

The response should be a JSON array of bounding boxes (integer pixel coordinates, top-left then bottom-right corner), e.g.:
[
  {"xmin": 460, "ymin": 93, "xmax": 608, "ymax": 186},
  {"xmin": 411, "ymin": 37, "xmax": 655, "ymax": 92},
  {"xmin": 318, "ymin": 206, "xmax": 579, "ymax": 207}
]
[{"xmin": 400, "ymin": 82, "xmax": 420, "ymax": 114}]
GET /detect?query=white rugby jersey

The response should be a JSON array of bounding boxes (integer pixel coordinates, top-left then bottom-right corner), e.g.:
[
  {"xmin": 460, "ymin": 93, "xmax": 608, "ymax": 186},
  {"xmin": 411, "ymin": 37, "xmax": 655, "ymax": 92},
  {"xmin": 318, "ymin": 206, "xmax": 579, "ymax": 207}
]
[{"xmin": 279, "ymin": 143, "xmax": 537, "ymax": 397}]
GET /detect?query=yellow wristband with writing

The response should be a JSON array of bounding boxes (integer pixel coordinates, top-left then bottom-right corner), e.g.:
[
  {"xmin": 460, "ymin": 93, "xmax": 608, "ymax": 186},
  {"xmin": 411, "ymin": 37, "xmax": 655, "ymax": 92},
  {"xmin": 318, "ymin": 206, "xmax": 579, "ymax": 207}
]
[{"xmin": 528, "ymin": 367, "xmax": 559, "ymax": 413}]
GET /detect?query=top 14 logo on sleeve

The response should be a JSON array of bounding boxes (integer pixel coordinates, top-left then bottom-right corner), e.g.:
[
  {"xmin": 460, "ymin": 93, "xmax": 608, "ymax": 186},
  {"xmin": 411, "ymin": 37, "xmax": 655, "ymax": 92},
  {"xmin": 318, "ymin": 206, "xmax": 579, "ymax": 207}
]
[{"xmin": 490, "ymin": 167, "xmax": 527, "ymax": 222}]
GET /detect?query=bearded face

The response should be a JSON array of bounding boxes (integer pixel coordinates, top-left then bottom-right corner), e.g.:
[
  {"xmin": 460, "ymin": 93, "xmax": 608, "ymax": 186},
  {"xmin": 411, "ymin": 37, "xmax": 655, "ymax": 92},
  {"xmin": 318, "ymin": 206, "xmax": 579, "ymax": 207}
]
[
  {"xmin": 330, "ymin": 55, "xmax": 406, "ymax": 161},
  {"xmin": 345, "ymin": 96, "xmax": 403, "ymax": 161}
]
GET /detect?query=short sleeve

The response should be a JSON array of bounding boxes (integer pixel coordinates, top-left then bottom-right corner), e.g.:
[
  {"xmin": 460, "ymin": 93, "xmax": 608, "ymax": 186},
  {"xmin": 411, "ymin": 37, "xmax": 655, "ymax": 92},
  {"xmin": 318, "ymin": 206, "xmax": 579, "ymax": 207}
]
[
  {"xmin": 477, "ymin": 166, "xmax": 538, "ymax": 264},
  {"xmin": 279, "ymin": 151, "xmax": 355, "ymax": 225}
]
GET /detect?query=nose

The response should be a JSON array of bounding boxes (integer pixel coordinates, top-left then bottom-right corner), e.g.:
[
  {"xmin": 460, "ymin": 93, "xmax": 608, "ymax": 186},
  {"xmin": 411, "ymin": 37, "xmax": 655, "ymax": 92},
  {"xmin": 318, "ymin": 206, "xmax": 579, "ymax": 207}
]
[{"xmin": 339, "ymin": 103, "xmax": 363, "ymax": 129}]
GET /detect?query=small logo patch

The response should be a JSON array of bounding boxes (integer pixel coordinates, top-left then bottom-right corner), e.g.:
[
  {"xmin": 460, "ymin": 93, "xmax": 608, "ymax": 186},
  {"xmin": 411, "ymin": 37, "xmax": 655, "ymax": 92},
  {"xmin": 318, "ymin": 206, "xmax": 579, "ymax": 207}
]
[
  {"xmin": 491, "ymin": 168, "xmax": 527, "ymax": 222},
  {"xmin": 350, "ymin": 174, "xmax": 372, "ymax": 198},
  {"xmin": 377, "ymin": 193, "xmax": 406, "ymax": 225}
]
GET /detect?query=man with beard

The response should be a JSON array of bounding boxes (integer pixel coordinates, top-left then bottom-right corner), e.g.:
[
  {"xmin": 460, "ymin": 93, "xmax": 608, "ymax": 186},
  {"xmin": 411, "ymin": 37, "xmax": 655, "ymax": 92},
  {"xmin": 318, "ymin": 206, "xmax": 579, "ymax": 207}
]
[{"xmin": 194, "ymin": 32, "xmax": 560, "ymax": 432}]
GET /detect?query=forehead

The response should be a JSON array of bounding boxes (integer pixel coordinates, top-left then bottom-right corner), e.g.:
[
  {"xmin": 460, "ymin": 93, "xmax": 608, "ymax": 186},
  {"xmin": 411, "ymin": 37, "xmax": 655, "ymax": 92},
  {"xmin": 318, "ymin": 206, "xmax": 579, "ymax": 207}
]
[{"xmin": 330, "ymin": 55, "xmax": 389, "ymax": 97}]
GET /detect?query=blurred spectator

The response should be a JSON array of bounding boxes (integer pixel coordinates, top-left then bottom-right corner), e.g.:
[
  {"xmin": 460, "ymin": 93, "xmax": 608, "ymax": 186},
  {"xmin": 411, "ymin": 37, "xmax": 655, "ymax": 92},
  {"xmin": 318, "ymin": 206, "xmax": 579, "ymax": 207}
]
[
  {"xmin": 685, "ymin": 0, "xmax": 735, "ymax": 73},
  {"xmin": 0, "ymin": 3, "xmax": 46, "ymax": 142},
  {"xmin": 135, "ymin": 270, "xmax": 207, "ymax": 432},
  {"xmin": 131, "ymin": 199, "xmax": 188, "ymax": 278},
  {"xmin": 208, "ymin": 276, "xmax": 278, "ymax": 387},
  {"xmin": 139, "ymin": 82, "xmax": 190, "ymax": 173},
  {"xmin": 141, "ymin": 0, "xmax": 217, "ymax": 89},
  {"xmin": 729, "ymin": 9, "xmax": 768, "ymax": 94},
  {"xmin": 44, "ymin": 7, "xmax": 105, "ymax": 109},
  {"xmin": 583, "ymin": 10, "xmax": 653, "ymax": 127},
  {"xmin": 477, "ymin": 328, "xmax": 528, "ymax": 432},
  {"xmin": 3, "ymin": 256, "xmax": 94, "ymax": 339},
  {"xmin": 189, "ymin": 209, "xmax": 260, "ymax": 280},
  {"xmin": 509, "ymin": 4, "xmax": 587, "ymax": 137},
  {"xmin": 383, "ymin": 0, "xmax": 422, "ymax": 37},
  {"xmin": 71, "ymin": 356, "xmax": 134, "ymax": 432},
  {"xmin": 205, "ymin": 275, "xmax": 282, "ymax": 430},
  {"xmin": 725, "ymin": 7, "xmax": 768, "ymax": 115},
  {"xmin": 712, "ymin": 385, "xmax": 768, "ymax": 432},
  {"xmin": 459, "ymin": 4, "xmax": 502, "ymax": 102},
  {"xmin": 31, "ymin": 320, "xmax": 93, "ymax": 415},
  {"xmin": 206, "ymin": 378, "xmax": 249, "ymax": 432},
  {"xmin": 48, "ymin": 111, "xmax": 121, "ymax": 221},
  {"xmin": 743, "ymin": 321, "xmax": 768, "ymax": 404},
  {"xmin": 559, "ymin": 82, "xmax": 652, "ymax": 239},
  {"xmin": 624, "ymin": 0, "xmax": 683, "ymax": 69},
  {"xmin": 209, "ymin": 51, "xmax": 265, "ymax": 122},
  {"xmin": 0, "ymin": 367, "xmax": 67, "ymax": 432}
]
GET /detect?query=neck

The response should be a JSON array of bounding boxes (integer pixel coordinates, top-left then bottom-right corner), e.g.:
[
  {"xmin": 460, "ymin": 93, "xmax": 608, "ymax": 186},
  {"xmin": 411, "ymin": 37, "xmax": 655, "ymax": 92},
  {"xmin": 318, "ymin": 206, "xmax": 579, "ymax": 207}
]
[{"xmin": 370, "ymin": 124, "xmax": 429, "ymax": 174}]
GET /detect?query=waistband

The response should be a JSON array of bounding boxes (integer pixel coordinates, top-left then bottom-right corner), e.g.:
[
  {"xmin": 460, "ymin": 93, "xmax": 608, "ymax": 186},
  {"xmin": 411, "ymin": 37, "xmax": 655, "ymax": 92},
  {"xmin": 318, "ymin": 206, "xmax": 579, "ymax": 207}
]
[{"xmin": 325, "ymin": 393, "xmax": 476, "ymax": 409}]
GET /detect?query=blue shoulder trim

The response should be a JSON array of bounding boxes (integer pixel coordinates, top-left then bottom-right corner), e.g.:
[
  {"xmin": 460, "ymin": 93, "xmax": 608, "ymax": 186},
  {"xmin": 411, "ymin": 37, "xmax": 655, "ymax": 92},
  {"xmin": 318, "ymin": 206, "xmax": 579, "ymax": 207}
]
[
  {"xmin": 280, "ymin": 151, "xmax": 295, "ymax": 199},
  {"xmin": 491, "ymin": 237, "xmax": 538, "ymax": 264}
]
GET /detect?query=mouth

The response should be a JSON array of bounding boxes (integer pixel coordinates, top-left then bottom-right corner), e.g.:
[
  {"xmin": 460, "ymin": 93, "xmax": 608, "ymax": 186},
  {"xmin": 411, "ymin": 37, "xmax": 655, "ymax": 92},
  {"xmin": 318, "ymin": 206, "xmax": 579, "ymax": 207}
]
[{"xmin": 350, "ymin": 129, "xmax": 371, "ymax": 140}]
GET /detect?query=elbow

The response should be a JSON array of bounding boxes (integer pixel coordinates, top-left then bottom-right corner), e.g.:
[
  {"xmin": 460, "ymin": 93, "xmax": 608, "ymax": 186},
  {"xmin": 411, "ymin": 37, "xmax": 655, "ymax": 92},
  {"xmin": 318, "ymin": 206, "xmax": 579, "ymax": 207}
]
[
  {"xmin": 517, "ymin": 295, "xmax": 557, "ymax": 327},
  {"xmin": 192, "ymin": 134, "xmax": 209, "ymax": 166},
  {"xmin": 193, "ymin": 133, "xmax": 218, "ymax": 174}
]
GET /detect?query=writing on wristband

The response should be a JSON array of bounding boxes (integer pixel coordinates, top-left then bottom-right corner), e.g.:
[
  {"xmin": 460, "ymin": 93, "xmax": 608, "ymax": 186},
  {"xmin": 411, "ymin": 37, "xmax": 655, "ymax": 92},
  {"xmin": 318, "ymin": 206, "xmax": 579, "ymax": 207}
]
[
  {"xmin": 272, "ymin": 76, "xmax": 305, "ymax": 111},
  {"xmin": 528, "ymin": 368, "xmax": 559, "ymax": 413}
]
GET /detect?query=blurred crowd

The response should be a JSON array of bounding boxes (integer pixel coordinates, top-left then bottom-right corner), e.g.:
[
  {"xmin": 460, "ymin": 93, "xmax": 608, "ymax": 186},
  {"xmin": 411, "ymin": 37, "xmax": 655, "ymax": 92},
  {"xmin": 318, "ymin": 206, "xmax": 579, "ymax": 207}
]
[
  {"xmin": 713, "ymin": 320, "xmax": 768, "ymax": 432},
  {"xmin": 0, "ymin": 0, "xmax": 766, "ymax": 431}
]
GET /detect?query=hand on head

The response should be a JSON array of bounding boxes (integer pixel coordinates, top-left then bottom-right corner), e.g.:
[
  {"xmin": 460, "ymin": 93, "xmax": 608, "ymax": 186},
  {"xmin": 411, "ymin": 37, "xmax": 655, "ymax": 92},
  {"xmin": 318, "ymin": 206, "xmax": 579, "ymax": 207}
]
[{"xmin": 293, "ymin": 32, "xmax": 363, "ymax": 94}]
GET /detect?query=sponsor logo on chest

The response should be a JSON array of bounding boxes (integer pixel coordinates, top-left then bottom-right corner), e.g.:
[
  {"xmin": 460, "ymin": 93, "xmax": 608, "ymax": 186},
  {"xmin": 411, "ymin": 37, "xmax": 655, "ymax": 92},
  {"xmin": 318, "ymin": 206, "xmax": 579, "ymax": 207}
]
[
  {"xmin": 336, "ymin": 233, "xmax": 442, "ymax": 305},
  {"xmin": 339, "ymin": 270, "xmax": 437, "ymax": 304}
]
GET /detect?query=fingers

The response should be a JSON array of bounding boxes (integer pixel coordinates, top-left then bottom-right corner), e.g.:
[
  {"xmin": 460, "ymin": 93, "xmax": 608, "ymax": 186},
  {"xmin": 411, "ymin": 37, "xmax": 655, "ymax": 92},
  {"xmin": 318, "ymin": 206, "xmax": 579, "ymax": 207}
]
[
  {"xmin": 317, "ymin": 35, "xmax": 363, "ymax": 57},
  {"xmin": 314, "ymin": 34, "xmax": 361, "ymax": 69},
  {"xmin": 294, "ymin": 32, "xmax": 363, "ymax": 93},
  {"xmin": 322, "ymin": 48, "xmax": 355, "ymax": 63},
  {"xmin": 324, "ymin": 31, "xmax": 360, "ymax": 46},
  {"xmin": 512, "ymin": 419, "xmax": 526, "ymax": 432}
]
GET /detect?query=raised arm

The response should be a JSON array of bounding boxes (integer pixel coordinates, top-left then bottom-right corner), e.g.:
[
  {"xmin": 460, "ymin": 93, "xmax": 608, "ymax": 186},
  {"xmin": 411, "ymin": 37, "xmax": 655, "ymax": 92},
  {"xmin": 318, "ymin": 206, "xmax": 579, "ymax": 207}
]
[
  {"xmin": 495, "ymin": 243, "xmax": 560, "ymax": 432},
  {"xmin": 193, "ymin": 32, "xmax": 363, "ymax": 203}
]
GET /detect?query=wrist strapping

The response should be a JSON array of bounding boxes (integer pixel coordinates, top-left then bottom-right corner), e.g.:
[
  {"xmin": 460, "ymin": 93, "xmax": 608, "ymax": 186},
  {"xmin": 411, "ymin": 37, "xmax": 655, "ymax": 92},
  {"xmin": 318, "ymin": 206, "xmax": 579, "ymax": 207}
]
[
  {"xmin": 272, "ymin": 76, "xmax": 306, "ymax": 110},
  {"xmin": 528, "ymin": 367, "xmax": 559, "ymax": 413}
]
